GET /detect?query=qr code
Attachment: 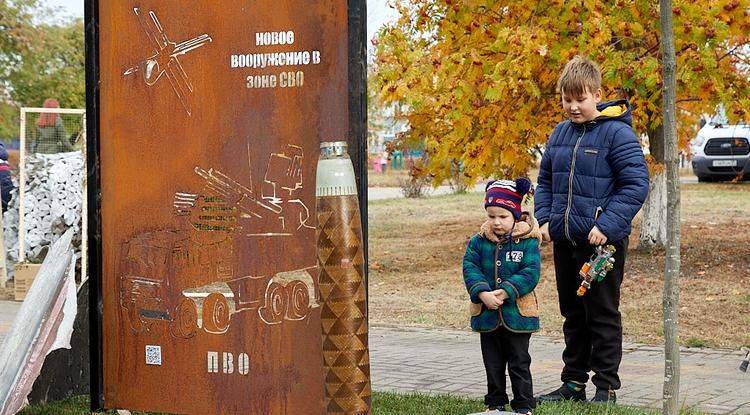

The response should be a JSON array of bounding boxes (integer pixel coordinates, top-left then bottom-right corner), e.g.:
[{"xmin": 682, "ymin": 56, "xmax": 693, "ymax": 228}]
[{"xmin": 145, "ymin": 345, "xmax": 162, "ymax": 366}]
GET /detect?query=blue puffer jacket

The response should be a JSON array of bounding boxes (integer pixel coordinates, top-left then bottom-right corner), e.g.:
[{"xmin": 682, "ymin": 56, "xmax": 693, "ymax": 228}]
[
  {"xmin": 534, "ymin": 100, "xmax": 649, "ymax": 245},
  {"xmin": 0, "ymin": 143, "xmax": 13, "ymax": 212}
]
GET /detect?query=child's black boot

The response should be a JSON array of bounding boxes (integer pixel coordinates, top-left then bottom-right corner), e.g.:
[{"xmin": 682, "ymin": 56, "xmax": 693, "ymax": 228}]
[
  {"xmin": 590, "ymin": 388, "xmax": 616, "ymax": 404},
  {"xmin": 536, "ymin": 381, "xmax": 586, "ymax": 402}
]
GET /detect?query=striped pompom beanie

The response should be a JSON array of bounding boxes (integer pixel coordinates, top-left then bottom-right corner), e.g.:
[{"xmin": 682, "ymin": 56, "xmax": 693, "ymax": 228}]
[{"xmin": 484, "ymin": 178, "xmax": 532, "ymax": 220}]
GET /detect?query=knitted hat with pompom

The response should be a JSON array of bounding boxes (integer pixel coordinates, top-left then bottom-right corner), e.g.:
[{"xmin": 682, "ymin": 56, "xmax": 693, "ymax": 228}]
[{"xmin": 484, "ymin": 178, "xmax": 532, "ymax": 220}]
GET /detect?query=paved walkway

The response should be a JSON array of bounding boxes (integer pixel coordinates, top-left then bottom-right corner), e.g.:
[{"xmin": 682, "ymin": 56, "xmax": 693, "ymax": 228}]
[
  {"xmin": 3, "ymin": 301, "xmax": 746, "ymax": 414},
  {"xmin": 370, "ymin": 325, "xmax": 750, "ymax": 414},
  {"xmin": 0, "ymin": 300, "xmax": 20, "ymax": 347}
]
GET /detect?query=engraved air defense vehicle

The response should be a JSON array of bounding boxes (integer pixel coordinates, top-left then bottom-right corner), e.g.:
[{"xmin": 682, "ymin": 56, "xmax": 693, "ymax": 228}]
[{"xmin": 118, "ymin": 145, "xmax": 318, "ymax": 339}]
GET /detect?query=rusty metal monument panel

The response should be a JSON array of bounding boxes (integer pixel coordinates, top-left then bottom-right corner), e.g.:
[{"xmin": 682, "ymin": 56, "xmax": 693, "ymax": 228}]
[{"xmin": 96, "ymin": 1, "xmax": 348, "ymax": 413}]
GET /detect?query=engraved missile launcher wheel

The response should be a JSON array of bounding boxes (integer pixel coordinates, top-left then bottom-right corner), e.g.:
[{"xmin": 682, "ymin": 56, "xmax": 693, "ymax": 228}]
[
  {"xmin": 259, "ymin": 282, "xmax": 288, "ymax": 324},
  {"xmin": 285, "ymin": 280, "xmax": 310, "ymax": 320},
  {"xmin": 170, "ymin": 297, "xmax": 198, "ymax": 339},
  {"xmin": 202, "ymin": 292, "xmax": 231, "ymax": 333}
]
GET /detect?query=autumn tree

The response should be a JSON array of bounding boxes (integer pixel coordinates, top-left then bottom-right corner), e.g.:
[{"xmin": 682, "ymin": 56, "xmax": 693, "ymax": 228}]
[
  {"xmin": 0, "ymin": 1, "xmax": 84, "ymax": 138},
  {"xmin": 660, "ymin": 0, "xmax": 681, "ymax": 412},
  {"xmin": 372, "ymin": 0, "xmax": 750, "ymax": 247}
]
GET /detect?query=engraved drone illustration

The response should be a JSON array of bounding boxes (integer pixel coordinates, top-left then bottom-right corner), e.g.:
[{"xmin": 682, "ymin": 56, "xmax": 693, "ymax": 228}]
[{"xmin": 123, "ymin": 7, "xmax": 212, "ymax": 116}]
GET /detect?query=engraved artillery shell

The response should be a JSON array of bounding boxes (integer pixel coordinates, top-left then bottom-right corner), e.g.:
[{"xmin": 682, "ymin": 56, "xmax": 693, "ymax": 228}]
[{"xmin": 316, "ymin": 141, "xmax": 371, "ymax": 415}]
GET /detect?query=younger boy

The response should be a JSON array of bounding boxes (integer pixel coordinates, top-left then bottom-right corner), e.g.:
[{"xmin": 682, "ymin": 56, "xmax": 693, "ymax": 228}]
[
  {"xmin": 534, "ymin": 56, "xmax": 649, "ymax": 403},
  {"xmin": 463, "ymin": 178, "xmax": 541, "ymax": 414}
]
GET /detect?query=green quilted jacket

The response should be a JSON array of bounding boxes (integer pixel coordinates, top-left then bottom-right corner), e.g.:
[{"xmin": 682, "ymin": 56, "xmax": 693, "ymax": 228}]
[{"xmin": 462, "ymin": 219, "xmax": 541, "ymax": 333}]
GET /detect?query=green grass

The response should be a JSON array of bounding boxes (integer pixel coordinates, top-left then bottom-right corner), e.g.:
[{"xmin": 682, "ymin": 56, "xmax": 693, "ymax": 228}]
[
  {"xmin": 18, "ymin": 392, "xmax": 705, "ymax": 415},
  {"xmin": 373, "ymin": 391, "xmax": 484, "ymax": 414},
  {"xmin": 373, "ymin": 392, "xmax": 705, "ymax": 415},
  {"xmin": 685, "ymin": 337, "xmax": 708, "ymax": 348},
  {"xmin": 18, "ymin": 395, "xmax": 168, "ymax": 415}
]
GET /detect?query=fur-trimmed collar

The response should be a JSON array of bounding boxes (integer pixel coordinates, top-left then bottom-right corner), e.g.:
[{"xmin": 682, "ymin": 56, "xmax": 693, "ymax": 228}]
[
  {"xmin": 511, "ymin": 211, "xmax": 542, "ymax": 242},
  {"xmin": 479, "ymin": 210, "xmax": 542, "ymax": 244}
]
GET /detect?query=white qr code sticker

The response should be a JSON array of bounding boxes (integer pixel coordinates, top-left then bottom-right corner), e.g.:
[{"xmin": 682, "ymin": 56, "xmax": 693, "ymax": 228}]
[{"xmin": 145, "ymin": 345, "xmax": 162, "ymax": 366}]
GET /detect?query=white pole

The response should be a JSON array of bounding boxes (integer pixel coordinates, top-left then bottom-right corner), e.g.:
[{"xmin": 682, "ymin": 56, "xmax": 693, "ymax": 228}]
[
  {"xmin": 18, "ymin": 110, "xmax": 26, "ymax": 263},
  {"xmin": 80, "ymin": 113, "xmax": 88, "ymax": 286},
  {"xmin": 0, "ymin": 210, "xmax": 6, "ymax": 287}
]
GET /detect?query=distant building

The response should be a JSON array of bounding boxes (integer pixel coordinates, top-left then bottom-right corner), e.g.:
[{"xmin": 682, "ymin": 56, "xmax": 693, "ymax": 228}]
[{"xmin": 368, "ymin": 104, "xmax": 408, "ymax": 155}]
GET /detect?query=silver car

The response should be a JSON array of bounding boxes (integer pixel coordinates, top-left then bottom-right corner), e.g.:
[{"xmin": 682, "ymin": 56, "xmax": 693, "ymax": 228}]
[{"xmin": 691, "ymin": 123, "xmax": 750, "ymax": 182}]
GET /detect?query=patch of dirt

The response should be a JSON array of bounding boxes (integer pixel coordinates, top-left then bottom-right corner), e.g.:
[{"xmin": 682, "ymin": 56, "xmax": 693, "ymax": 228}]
[
  {"xmin": 367, "ymin": 168, "xmax": 409, "ymax": 188},
  {"xmin": 368, "ymin": 182, "xmax": 750, "ymax": 349}
]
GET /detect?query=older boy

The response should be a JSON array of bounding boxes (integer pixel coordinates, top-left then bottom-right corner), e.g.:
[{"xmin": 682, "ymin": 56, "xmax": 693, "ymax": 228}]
[{"xmin": 534, "ymin": 56, "xmax": 649, "ymax": 404}]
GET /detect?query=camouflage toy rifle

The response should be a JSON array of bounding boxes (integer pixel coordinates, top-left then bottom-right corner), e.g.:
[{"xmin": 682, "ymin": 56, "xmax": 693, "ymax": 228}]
[{"xmin": 577, "ymin": 245, "xmax": 616, "ymax": 297}]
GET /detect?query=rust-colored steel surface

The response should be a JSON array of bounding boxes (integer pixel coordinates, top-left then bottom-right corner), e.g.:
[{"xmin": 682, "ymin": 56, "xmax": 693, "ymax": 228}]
[{"xmin": 98, "ymin": 1, "xmax": 347, "ymax": 413}]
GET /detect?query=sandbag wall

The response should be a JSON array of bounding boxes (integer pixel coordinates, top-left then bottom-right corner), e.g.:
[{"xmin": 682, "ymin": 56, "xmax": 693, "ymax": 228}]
[{"xmin": 4, "ymin": 151, "xmax": 84, "ymax": 269}]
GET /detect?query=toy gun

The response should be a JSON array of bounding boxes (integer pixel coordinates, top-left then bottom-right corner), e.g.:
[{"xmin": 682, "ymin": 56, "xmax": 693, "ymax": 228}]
[
  {"xmin": 741, "ymin": 347, "xmax": 749, "ymax": 373},
  {"xmin": 577, "ymin": 245, "xmax": 616, "ymax": 296}
]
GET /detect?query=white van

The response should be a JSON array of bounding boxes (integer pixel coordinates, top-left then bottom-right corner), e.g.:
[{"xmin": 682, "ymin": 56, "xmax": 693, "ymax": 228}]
[{"xmin": 690, "ymin": 122, "xmax": 750, "ymax": 182}]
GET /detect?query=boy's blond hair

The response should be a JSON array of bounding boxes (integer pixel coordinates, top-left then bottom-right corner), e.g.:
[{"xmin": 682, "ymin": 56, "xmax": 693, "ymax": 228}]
[{"xmin": 556, "ymin": 55, "xmax": 602, "ymax": 97}]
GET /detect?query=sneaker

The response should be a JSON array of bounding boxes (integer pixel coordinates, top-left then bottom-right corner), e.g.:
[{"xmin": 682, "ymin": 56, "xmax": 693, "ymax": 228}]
[
  {"xmin": 514, "ymin": 408, "xmax": 533, "ymax": 414},
  {"xmin": 537, "ymin": 382, "xmax": 586, "ymax": 402},
  {"xmin": 485, "ymin": 403, "xmax": 508, "ymax": 412},
  {"xmin": 590, "ymin": 388, "xmax": 616, "ymax": 404}
]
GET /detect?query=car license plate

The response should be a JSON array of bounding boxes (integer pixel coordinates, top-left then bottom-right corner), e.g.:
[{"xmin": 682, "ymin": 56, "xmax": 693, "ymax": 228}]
[{"xmin": 712, "ymin": 160, "xmax": 738, "ymax": 167}]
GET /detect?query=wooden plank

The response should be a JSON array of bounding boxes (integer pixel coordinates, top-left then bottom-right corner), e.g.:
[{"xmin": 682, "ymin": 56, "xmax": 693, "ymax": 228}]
[
  {"xmin": 15, "ymin": 108, "xmax": 85, "ymax": 115},
  {"xmin": 0, "ymin": 207, "xmax": 6, "ymax": 287},
  {"xmin": 18, "ymin": 111, "xmax": 26, "ymax": 263}
]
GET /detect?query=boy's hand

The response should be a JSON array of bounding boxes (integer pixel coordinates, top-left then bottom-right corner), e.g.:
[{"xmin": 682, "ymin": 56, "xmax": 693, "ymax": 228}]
[
  {"xmin": 539, "ymin": 223, "xmax": 551, "ymax": 243},
  {"xmin": 588, "ymin": 226, "xmax": 608, "ymax": 245},
  {"xmin": 478, "ymin": 291, "xmax": 504, "ymax": 310},
  {"xmin": 479, "ymin": 220, "xmax": 500, "ymax": 243},
  {"xmin": 495, "ymin": 289, "xmax": 509, "ymax": 302}
]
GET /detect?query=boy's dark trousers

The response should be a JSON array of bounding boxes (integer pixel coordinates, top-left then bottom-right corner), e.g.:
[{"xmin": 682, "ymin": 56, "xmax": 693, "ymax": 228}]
[
  {"xmin": 553, "ymin": 237, "xmax": 628, "ymax": 391},
  {"xmin": 480, "ymin": 326, "xmax": 535, "ymax": 410}
]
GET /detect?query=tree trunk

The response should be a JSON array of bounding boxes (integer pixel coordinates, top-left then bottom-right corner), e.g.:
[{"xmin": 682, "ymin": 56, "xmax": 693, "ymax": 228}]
[
  {"xmin": 638, "ymin": 168, "xmax": 667, "ymax": 248},
  {"xmin": 639, "ymin": 126, "xmax": 667, "ymax": 249},
  {"xmin": 660, "ymin": 1, "xmax": 681, "ymax": 414}
]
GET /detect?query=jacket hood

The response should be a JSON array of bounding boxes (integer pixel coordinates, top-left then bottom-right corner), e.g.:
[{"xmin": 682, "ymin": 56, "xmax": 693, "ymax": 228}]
[
  {"xmin": 511, "ymin": 211, "xmax": 542, "ymax": 242},
  {"xmin": 595, "ymin": 99, "xmax": 632, "ymax": 126}
]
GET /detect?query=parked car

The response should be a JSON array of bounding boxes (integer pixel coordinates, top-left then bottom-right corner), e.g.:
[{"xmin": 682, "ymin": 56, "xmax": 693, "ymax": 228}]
[{"xmin": 690, "ymin": 122, "xmax": 750, "ymax": 182}]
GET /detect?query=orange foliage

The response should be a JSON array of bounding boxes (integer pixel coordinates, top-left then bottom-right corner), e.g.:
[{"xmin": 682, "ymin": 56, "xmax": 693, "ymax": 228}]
[{"xmin": 372, "ymin": 0, "xmax": 750, "ymax": 184}]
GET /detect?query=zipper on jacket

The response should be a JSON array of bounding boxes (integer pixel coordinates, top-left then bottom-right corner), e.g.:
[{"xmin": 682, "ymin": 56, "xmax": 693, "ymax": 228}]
[{"xmin": 564, "ymin": 125, "xmax": 586, "ymax": 245}]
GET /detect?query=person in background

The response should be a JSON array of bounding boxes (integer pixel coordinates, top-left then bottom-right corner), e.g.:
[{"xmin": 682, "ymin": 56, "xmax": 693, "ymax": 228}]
[
  {"xmin": 372, "ymin": 153, "xmax": 382, "ymax": 173},
  {"xmin": 31, "ymin": 98, "xmax": 75, "ymax": 154},
  {"xmin": 0, "ymin": 142, "xmax": 13, "ymax": 212}
]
